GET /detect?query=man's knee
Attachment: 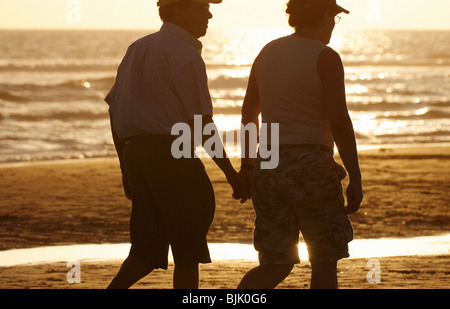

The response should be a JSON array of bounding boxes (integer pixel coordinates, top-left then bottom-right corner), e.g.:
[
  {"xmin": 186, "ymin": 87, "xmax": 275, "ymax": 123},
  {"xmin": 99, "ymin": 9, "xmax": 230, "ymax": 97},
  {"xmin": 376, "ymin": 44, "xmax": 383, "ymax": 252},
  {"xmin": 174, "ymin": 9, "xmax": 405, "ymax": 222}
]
[
  {"xmin": 262, "ymin": 263, "xmax": 294, "ymax": 276},
  {"xmin": 278, "ymin": 264, "xmax": 295, "ymax": 275}
]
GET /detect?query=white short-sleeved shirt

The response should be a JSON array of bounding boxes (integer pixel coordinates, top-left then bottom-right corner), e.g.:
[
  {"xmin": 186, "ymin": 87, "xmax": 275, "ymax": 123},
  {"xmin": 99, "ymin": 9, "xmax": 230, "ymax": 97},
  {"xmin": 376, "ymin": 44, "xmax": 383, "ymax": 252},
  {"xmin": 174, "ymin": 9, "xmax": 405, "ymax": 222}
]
[
  {"xmin": 106, "ymin": 22, "xmax": 213, "ymax": 141},
  {"xmin": 253, "ymin": 35, "xmax": 334, "ymax": 148}
]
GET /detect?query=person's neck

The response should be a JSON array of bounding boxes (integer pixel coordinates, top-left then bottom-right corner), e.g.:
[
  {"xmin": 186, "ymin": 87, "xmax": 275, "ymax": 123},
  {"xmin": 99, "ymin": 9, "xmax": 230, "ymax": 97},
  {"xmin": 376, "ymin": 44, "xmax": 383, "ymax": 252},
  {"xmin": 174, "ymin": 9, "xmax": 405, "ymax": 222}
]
[
  {"xmin": 293, "ymin": 26, "xmax": 329, "ymax": 44},
  {"xmin": 165, "ymin": 18, "xmax": 203, "ymax": 39},
  {"xmin": 294, "ymin": 27, "xmax": 320, "ymax": 40}
]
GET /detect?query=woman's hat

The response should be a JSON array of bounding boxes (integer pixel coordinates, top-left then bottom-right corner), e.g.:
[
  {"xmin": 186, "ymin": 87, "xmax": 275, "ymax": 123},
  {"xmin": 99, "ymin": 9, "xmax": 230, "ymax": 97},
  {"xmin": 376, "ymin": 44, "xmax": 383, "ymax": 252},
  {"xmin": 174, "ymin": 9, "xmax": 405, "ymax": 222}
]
[
  {"xmin": 157, "ymin": 0, "xmax": 222, "ymax": 6},
  {"xmin": 297, "ymin": 0, "xmax": 349, "ymax": 15}
]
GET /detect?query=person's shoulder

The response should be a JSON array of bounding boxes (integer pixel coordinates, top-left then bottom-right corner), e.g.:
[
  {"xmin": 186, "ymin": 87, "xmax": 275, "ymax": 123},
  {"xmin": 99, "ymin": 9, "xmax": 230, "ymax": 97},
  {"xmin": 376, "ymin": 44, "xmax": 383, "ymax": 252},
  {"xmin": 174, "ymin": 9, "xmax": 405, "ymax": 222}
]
[
  {"xmin": 129, "ymin": 32, "xmax": 159, "ymax": 49},
  {"xmin": 319, "ymin": 46, "xmax": 343, "ymax": 64},
  {"xmin": 265, "ymin": 35, "xmax": 294, "ymax": 48},
  {"xmin": 321, "ymin": 46, "xmax": 340, "ymax": 57},
  {"xmin": 120, "ymin": 33, "xmax": 157, "ymax": 59},
  {"xmin": 256, "ymin": 35, "xmax": 292, "ymax": 59},
  {"xmin": 317, "ymin": 47, "xmax": 344, "ymax": 76}
]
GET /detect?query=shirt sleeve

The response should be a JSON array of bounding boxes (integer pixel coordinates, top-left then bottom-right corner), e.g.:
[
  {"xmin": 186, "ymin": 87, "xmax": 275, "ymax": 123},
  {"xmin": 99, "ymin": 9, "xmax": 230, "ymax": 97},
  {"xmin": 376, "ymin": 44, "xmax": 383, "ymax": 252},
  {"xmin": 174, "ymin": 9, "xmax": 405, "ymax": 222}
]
[
  {"xmin": 104, "ymin": 82, "xmax": 116, "ymax": 106},
  {"xmin": 172, "ymin": 55, "xmax": 213, "ymax": 121}
]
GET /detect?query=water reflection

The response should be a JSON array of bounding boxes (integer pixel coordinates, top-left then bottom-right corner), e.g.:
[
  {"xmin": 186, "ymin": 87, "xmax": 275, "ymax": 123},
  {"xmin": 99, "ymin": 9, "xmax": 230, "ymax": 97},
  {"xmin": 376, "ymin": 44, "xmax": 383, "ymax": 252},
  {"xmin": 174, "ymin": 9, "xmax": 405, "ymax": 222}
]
[{"xmin": 0, "ymin": 234, "xmax": 448, "ymax": 267}]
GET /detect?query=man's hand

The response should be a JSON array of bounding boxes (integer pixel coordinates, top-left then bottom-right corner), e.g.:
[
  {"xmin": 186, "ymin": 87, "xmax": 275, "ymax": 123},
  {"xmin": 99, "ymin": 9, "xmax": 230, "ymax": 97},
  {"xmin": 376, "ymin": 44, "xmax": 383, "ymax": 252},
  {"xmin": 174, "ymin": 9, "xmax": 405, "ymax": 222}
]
[{"xmin": 344, "ymin": 179, "xmax": 363, "ymax": 214}]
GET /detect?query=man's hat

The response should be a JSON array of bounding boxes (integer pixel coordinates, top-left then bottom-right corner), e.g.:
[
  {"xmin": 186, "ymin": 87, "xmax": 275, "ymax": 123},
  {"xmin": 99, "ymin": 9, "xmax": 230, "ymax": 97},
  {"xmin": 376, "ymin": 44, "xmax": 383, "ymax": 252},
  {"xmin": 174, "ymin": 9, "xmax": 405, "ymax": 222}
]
[
  {"xmin": 157, "ymin": 0, "xmax": 222, "ymax": 6},
  {"xmin": 330, "ymin": 0, "xmax": 349, "ymax": 14}
]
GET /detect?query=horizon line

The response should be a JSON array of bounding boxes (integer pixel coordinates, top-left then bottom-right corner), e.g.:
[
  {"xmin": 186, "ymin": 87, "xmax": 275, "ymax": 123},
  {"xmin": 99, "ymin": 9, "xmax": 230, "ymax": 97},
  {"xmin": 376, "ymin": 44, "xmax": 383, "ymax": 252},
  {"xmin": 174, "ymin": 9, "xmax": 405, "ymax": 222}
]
[{"xmin": 0, "ymin": 26, "xmax": 449, "ymax": 32}]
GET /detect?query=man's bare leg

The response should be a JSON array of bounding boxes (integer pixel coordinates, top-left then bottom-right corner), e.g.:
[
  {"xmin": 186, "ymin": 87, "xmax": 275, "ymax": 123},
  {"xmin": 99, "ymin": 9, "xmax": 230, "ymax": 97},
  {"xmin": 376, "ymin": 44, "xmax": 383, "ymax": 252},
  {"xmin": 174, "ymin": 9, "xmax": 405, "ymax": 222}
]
[
  {"xmin": 107, "ymin": 254, "xmax": 154, "ymax": 289},
  {"xmin": 237, "ymin": 264, "xmax": 294, "ymax": 289},
  {"xmin": 310, "ymin": 262, "xmax": 338, "ymax": 289},
  {"xmin": 173, "ymin": 264, "xmax": 199, "ymax": 289}
]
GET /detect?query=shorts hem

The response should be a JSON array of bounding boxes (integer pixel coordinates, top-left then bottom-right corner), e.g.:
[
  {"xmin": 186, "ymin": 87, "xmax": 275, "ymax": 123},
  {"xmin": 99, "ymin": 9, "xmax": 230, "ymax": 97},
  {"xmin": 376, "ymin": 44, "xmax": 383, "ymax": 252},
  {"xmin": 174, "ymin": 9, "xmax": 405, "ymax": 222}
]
[{"xmin": 308, "ymin": 253, "xmax": 350, "ymax": 265}]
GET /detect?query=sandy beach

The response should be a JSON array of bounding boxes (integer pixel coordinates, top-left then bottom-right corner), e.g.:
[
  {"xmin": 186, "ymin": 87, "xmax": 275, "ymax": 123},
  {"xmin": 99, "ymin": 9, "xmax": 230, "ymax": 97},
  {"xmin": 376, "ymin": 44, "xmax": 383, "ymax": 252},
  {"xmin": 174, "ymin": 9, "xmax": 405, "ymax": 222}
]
[{"xmin": 0, "ymin": 146, "xmax": 449, "ymax": 289}]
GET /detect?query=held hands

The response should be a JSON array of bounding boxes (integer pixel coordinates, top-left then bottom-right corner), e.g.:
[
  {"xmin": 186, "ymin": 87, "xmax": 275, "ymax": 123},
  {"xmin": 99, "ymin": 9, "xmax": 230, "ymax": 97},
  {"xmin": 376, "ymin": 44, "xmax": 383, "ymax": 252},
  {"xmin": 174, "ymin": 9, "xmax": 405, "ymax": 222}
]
[{"xmin": 226, "ymin": 169, "xmax": 252, "ymax": 204}]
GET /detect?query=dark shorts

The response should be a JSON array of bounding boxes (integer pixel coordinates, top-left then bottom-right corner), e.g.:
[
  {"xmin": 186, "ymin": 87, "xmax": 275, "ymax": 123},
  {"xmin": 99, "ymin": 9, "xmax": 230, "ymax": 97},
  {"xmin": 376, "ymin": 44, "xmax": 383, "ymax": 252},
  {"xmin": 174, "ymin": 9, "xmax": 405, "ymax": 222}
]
[
  {"xmin": 123, "ymin": 136, "xmax": 215, "ymax": 269},
  {"xmin": 252, "ymin": 149, "xmax": 353, "ymax": 265}
]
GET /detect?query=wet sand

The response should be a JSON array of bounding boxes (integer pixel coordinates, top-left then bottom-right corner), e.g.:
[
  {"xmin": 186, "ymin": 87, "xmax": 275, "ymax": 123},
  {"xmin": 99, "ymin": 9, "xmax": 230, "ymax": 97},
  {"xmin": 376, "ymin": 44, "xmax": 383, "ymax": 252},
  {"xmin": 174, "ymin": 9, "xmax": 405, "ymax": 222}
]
[
  {"xmin": 0, "ymin": 256, "xmax": 449, "ymax": 289},
  {"xmin": 0, "ymin": 146, "xmax": 449, "ymax": 289}
]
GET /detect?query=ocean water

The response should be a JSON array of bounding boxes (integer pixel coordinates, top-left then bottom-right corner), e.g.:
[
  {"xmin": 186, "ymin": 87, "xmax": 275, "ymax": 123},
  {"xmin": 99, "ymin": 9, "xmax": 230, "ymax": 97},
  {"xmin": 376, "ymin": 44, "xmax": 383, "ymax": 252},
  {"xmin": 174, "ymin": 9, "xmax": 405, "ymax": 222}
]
[{"xmin": 0, "ymin": 29, "xmax": 449, "ymax": 163}]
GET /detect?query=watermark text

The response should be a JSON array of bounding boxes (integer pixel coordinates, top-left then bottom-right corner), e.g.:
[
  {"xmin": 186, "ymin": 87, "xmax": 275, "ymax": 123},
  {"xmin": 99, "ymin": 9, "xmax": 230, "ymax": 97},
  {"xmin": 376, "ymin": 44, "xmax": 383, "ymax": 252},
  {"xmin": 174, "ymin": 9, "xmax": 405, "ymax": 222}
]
[
  {"xmin": 66, "ymin": 259, "xmax": 81, "ymax": 284},
  {"xmin": 366, "ymin": 259, "xmax": 381, "ymax": 284},
  {"xmin": 171, "ymin": 115, "xmax": 279, "ymax": 169},
  {"xmin": 67, "ymin": 0, "xmax": 81, "ymax": 24}
]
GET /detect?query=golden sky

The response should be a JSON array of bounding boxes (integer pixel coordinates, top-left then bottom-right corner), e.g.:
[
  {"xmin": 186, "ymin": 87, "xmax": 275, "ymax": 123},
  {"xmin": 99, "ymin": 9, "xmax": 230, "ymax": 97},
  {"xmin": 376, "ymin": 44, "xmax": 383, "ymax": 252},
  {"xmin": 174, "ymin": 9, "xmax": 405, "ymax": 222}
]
[{"xmin": 0, "ymin": 0, "xmax": 449, "ymax": 30}]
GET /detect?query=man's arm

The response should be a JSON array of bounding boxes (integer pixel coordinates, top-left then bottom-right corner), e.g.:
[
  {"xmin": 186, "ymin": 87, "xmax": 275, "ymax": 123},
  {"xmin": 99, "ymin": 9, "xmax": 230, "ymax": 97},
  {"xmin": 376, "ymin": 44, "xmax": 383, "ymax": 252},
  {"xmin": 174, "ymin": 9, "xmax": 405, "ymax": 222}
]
[
  {"xmin": 110, "ymin": 113, "xmax": 131, "ymax": 199},
  {"xmin": 172, "ymin": 54, "xmax": 250, "ymax": 202},
  {"xmin": 241, "ymin": 68, "xmax": 261, "ymax": 167},
  {"xmin": 239, "ymin": 67, "xmax": 261, "ymax": 197},
  {"xmin": 188, "ymin": 115, "xmax": 249, "ymax": 203},
  {"xmin": 318, "ymin": 48, "xmax": 363, "ymax": 214}
]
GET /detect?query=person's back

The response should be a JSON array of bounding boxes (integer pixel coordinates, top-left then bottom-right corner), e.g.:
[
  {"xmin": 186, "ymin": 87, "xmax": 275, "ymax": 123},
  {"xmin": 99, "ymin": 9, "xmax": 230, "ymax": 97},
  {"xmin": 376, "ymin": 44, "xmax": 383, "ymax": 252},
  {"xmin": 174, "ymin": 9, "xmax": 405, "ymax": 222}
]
[
  {"xmin": 254, "ymin": 35, "xmax": 333, "ymax": 148},
  {"xmin": 108, "ymin": 23, "xmax": 211, "ymax": 140}
]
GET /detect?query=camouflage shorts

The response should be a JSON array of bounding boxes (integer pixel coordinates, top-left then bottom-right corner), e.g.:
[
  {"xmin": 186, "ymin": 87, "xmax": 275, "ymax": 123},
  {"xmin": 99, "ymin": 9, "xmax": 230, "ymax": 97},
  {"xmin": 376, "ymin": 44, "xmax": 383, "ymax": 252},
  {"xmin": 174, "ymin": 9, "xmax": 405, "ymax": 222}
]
[{"xmin": 252, "ymin": 149, "xmax": 354, "ymax": 265}]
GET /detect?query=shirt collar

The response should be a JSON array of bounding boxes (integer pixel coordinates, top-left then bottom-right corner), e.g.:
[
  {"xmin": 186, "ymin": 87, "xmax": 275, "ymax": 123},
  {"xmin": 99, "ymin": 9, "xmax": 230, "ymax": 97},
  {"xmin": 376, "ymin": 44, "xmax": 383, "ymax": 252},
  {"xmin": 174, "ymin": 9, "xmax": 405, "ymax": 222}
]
[{"xmin": 160, "ymin": 22, "xmax": 203, "ymax": 53}]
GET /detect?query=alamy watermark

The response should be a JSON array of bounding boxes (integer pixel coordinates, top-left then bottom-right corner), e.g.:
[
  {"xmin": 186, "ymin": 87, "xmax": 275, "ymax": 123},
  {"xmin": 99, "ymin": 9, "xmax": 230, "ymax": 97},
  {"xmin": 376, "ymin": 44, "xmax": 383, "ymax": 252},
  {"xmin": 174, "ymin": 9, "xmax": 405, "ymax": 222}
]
[
  {"xmin": 67, "ymin": 0, "xmax": 81, "ymax": 24},
  {"xmin": 366, "ymin": 0, "xmax": 381, "ymax": 24},
  {"xmin": 67, "ymin": 259, "xmax": 81, "ymax": 284},
  {"xmin": 171, "ymin": 115, "xmax": 280, "ymax": 169},
  {"xmin": 366, "ymin": 259, "xmax": 381, "ymax": 284}
]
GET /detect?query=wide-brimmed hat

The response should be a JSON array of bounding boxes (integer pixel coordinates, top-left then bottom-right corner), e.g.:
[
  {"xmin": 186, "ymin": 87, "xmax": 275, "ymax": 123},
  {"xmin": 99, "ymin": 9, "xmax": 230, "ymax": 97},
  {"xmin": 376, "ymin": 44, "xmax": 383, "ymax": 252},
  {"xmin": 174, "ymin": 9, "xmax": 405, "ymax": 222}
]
[{"xmin": 157, "ymin": 0, "xmax": 222, "ymax": 6}]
